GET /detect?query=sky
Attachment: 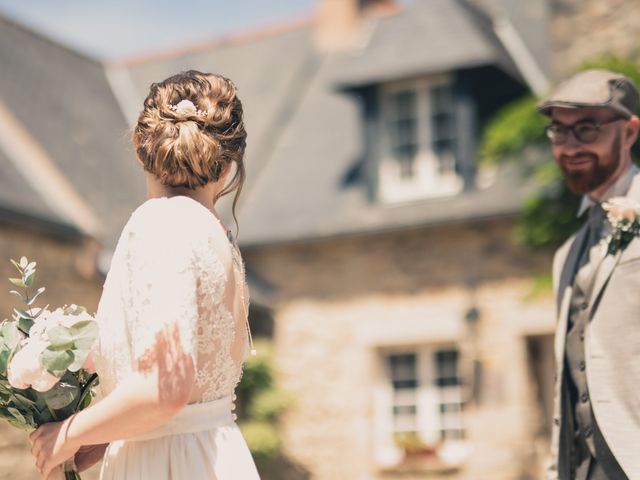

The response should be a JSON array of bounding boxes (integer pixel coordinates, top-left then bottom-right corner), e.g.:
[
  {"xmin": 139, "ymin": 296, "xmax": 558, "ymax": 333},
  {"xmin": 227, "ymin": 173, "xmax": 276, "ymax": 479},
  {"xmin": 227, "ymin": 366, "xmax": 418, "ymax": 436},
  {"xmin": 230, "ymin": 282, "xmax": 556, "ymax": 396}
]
[{"xmin": 0, "ymin": 0, "xmax": 317, "ymax": 61}]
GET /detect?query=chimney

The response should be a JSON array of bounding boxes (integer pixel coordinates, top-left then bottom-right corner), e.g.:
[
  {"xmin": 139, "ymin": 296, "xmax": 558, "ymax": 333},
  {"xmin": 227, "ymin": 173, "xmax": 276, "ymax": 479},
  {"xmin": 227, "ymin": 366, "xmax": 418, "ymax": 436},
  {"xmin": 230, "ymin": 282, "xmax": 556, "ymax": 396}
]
[{"xmin": 315, "ymin": 0, "xmax": 397, "ymax": 52}]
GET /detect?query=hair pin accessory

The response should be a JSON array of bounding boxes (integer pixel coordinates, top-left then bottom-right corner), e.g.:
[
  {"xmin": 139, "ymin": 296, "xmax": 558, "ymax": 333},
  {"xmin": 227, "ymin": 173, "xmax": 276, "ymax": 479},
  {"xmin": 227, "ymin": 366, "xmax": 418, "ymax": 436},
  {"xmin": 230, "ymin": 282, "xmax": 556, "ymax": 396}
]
[{"xmin": 170, "ymin": 99, "xmax": 210, "ymax": 117}]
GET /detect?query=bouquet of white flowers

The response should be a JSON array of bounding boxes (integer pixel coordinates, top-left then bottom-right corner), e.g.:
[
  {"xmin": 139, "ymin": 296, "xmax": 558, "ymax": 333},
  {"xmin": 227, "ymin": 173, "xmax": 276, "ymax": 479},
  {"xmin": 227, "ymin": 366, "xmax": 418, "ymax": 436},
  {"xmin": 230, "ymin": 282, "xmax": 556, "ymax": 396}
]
[{"xmin": 0, "ymin": 257, "xmax": 99, "ymax": 479}]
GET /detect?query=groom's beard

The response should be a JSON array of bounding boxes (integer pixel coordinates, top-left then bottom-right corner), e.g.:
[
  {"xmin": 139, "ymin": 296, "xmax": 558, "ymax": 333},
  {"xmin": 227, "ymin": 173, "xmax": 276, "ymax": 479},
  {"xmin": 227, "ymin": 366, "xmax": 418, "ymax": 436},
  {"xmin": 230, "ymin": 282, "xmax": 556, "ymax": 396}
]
[{"xmin": 559, "ymin": 134, "xmax": 622, "ymax": 195}]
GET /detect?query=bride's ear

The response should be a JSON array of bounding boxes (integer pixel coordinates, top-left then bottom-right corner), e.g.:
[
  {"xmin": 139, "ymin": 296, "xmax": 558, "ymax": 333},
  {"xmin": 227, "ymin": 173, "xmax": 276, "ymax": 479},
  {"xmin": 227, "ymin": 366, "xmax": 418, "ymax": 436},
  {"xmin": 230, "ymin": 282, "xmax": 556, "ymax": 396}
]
[{"xmin": 220, "ymin": 162, "xmax": 235, "ymax": 185}]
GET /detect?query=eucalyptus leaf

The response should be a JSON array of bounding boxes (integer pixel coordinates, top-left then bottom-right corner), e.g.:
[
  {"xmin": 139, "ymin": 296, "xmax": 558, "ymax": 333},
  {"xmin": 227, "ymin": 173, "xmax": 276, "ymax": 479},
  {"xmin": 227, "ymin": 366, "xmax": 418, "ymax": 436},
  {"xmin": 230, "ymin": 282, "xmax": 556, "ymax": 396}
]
[
  {"xmin": 0, "ymin": 322, "xmax": 22, "ymax": 350},
  {"xmin": 26, "ymin": 287, "xmax": 45, "ymax": 306},
  {"xmin": 6, "ymin": 418, "xmax": 32, "ymax": 430},
  {"xmin": 0, "ymin": 350, "xmax": 9, "ymax": 376},
  {"xmin": 40, "ymin": 349, "xmax": 74, "ymax": 372},
  {"xmin": 73, "ymin": 338, "xmax": 95, "ymax": 350},
  {"xmin": 0, "ymin": 380, "xmax": 10, "ymax": 394},
  {"xmin": 13, "ymin": 308, "xmax": 33, "ymax": 321},
  {"xmin": 47, "ymin": 326, "xmax": 75, "ymax": 350},
  {"xmin": 7, "ymin": 407, "xmax": 26, "ymax": 425},
  {"xmin": 19, "ymin": 257, "xmax": 28, "ymax": 268},
  {"xmin": 70, "ymin": 320, "xmax": 98, "ymax": 339},
  {"xmin": 23, "ymin": 272, "xmax": 35, "ymax": 288},
  {"xmin": 68, "ymin": 350, "xmax": 89, "ymax": 372},
  {"xmin": 42, "ymin": 381, "xmax": 79, "ymax": 410},
  {"xmin": 10, "ymin": 392, "xmax": 33, "ymax": 412},
  {"xmin": 17, "ymin": 317, "xmax": 34, "ymax": 335},
  {"xmin": 10, "ymin": 259, "xmax": 22, "ymax": 272},
  {"xmin": 9, "ymin": 278, "xmax": 25, "ymax": 288},
  {"xmin": 13, "ymin": 393, "xmax": 36, "ymax": 408},
  {"xmin": 79, "ymin": 392, "xmax": 92, "ymax": 410}
]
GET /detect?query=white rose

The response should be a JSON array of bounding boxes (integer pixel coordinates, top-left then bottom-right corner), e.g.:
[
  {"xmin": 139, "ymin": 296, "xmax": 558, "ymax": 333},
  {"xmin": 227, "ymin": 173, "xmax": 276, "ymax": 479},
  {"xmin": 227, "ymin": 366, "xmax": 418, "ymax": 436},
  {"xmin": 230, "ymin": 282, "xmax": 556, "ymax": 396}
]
[
  {"xmin": 30, "ymin": 370, "xmax": 60, "ymax": 393},
  {"xmin": 603, "ymin": 197, "xmax": 640, "ymax": 224},
  {"xmin": 7, "ymin": 338, "xmax": 59, "ymax": 392}
]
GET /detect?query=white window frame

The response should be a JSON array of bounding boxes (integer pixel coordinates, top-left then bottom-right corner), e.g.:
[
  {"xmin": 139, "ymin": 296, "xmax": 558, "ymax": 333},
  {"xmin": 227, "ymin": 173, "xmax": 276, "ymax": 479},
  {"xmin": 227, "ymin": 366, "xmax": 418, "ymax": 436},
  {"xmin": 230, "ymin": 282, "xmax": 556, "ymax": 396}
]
[
  {"xmin": 373, "ymin": 344, "xmax": 468, "ymax": 469},
  {"xmin": 378, "ymin": 74, "xmax": 463, "ymax": 203}
]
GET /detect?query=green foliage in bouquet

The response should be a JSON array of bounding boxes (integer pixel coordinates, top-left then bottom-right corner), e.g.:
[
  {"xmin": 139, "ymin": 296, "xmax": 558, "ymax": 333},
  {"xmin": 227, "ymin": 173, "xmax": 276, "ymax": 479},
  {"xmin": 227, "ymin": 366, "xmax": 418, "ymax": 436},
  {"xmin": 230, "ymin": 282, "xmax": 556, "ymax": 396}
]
[
  {"xmin": 0, "ymin": 257, "xmax": 99, "ymax": 479},
  {"xmin": 0, "ymin": 258, "xmax": 99, "ymax": 425}
]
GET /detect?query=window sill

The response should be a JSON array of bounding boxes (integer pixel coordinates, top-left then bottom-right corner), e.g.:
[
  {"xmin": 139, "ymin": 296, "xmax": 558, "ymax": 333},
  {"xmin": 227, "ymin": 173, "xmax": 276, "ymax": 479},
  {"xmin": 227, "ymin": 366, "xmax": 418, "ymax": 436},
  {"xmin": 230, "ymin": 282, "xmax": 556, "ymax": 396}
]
[{"xmin": 379, "ymin": 454, "xmax": 463, "ymax": 475}]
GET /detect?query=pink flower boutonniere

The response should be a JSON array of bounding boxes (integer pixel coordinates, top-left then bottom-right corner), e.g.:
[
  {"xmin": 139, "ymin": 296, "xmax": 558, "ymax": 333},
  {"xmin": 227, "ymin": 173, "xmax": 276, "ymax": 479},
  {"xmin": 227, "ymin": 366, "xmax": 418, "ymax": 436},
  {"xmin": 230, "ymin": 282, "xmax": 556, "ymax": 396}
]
[{"xmin": 602, "ymin": 197, "xmax": 640, "ymax": 255}]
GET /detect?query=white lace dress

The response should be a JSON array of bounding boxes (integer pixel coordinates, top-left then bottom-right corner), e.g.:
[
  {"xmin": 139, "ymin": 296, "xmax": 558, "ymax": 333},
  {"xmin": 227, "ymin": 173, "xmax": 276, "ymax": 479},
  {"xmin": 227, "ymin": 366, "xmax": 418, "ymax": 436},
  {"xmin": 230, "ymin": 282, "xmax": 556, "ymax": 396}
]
[{"xmin": 93, "ymin": 196, "xmax": 260, "ymax": 479}]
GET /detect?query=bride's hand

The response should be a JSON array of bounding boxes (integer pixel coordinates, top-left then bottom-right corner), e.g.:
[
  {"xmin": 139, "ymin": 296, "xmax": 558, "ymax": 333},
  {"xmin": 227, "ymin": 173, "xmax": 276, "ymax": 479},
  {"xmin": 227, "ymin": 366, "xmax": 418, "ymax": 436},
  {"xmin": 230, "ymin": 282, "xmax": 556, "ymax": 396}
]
[
  {"xmin": 29, "ymin": 417, "xmax": 79, "ymax": 479},
  {"xmin": 74, "ymin": 443, "xmax": 109, "ymax": 472}
]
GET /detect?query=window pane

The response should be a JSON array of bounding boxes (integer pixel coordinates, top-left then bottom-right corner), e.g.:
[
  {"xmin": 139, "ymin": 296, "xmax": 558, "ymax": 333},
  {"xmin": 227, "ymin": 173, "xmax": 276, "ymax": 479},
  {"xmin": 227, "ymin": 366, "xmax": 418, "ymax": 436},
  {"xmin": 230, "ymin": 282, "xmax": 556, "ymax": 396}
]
[
  {"xmin": 429, "ymin": 84, "xmax": 457, "ymax": 174},
  {"xmin": 434, "ymin": 349, "xmax": 464, "ymax": 441},
  {"xmin": 442, "ymin": 429, "xmax": 465, "ymax": 440},
  {"xmin": 393, "ymin": 379, "xmax": 418, "ymax": 389},
  {"xmin": 388, "ymin": 352, "xmax": 419, "ymax": 435},
  {"xmin": 387, "ymin": 90, "xmax": 418, "ymax": 179},
  {"xmin": 393, "ymin": 405, "xmax": 417, "ymax": 415},
  {"xmin": 389, "ymin": 353, "xmax": 417, "ymax": 378}
]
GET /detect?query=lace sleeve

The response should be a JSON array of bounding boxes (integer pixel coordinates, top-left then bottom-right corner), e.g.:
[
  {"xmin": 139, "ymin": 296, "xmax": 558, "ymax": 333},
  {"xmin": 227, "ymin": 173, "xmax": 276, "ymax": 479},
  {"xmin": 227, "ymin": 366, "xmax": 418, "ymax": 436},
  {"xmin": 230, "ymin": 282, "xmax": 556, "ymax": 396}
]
[{"xmin": 124, "ymin": 220, "xmax": 201, "ymax": 370}]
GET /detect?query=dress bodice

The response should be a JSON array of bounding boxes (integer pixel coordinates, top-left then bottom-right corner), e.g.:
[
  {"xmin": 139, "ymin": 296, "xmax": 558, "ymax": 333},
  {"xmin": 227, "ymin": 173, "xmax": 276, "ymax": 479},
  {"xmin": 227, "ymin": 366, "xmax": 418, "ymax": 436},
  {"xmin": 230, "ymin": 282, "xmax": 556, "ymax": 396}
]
[{"xmin": 93, "ymin": 196, "xmax": 249, "ymax": 404}]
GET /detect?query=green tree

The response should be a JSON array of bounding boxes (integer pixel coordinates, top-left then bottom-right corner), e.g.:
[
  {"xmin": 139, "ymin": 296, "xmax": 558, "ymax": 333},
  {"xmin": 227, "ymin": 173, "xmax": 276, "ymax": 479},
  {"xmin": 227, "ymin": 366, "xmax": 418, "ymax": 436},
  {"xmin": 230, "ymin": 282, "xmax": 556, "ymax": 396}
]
[
  {"xmin": 479, "ymin": 54, "xmax": 640, "ymax": 250},
  {"xmin": 236, "ymin": 340, "xmax": 291, "ymax": 472}
]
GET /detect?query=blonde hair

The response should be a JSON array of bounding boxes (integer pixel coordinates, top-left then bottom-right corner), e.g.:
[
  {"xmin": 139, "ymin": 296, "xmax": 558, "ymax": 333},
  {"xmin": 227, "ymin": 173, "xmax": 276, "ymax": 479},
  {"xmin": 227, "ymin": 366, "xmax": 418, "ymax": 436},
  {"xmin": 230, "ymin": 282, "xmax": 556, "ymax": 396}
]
[{"xmin": 133, "ymin": 70, "xmax": 247, "ymax": 224}]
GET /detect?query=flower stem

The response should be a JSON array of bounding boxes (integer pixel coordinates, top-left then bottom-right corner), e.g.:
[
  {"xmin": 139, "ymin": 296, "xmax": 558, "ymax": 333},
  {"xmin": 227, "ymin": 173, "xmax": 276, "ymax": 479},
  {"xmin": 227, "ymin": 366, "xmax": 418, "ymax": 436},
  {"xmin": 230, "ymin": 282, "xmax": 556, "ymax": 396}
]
[{"xmin": 75, "ymin": 373, "xmax": 98, "ymax": 411}]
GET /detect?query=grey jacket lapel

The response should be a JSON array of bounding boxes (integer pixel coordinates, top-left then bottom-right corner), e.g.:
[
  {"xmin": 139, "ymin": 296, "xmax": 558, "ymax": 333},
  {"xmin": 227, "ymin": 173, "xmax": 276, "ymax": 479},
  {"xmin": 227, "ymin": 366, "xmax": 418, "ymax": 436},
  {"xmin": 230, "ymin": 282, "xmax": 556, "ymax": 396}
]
[
  {"xmin": 588, "ymin": 171, "xmax": 640, "ymax": 313},
  {"xmin": 587, "ymin": 249, "xmax": 622, "ymax": 313}
]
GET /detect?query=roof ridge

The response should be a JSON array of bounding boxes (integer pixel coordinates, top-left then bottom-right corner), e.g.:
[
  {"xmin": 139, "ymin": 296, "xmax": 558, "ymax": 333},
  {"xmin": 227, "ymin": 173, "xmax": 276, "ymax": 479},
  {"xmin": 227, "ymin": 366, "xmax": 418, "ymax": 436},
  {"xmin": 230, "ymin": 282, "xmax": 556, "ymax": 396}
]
[{"xmin": 108, "ymin": 15, "xmax": 314, "ymax": 68}]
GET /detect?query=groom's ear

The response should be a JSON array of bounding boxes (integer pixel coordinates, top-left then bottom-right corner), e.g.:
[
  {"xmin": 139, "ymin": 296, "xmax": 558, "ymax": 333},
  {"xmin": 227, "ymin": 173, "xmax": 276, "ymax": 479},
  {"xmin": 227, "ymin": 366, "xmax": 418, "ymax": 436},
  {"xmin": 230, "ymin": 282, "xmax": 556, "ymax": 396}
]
[{"xmin": 625, "ymin": 115, "xmax": 640, "ymax": 147}]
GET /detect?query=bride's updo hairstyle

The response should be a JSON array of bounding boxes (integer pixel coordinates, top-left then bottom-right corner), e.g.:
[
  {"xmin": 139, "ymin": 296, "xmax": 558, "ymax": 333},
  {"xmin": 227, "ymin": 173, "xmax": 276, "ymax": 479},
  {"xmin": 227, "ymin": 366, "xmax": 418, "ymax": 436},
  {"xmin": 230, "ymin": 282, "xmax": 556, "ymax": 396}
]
[{"xmin": 133, "ymin": 70, "xmax": 247, "ymax": 220}]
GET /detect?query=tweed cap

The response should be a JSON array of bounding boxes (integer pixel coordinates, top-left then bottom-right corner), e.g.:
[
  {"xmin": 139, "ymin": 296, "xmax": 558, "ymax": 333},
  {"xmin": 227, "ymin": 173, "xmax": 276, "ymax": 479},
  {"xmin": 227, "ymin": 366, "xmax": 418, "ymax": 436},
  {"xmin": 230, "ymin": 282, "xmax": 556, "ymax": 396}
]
[{"xmin": 537, "ymin": 69, "xmax": 639, "ymax": 118}]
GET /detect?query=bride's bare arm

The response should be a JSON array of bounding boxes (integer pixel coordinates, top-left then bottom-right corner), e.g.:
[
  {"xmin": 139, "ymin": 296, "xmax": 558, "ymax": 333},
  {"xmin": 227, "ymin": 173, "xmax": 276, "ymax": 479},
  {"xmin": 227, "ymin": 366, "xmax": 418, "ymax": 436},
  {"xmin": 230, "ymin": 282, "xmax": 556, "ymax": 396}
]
[
  {"xmin": 29, "ymin": 327, "xmax": 195, "ymax": 477},
  {"xmin": 68, "ymin": 363, "xmax": 194, "ymax": 445}
]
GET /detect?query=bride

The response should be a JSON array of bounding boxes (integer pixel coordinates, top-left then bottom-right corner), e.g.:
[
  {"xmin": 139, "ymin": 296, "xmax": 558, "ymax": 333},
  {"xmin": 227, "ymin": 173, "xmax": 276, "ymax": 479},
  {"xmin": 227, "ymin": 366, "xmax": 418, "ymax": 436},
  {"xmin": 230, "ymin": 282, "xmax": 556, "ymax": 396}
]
[{"xmin": 29, "ymin": 70, "xmax": 261, "ymax": 479}]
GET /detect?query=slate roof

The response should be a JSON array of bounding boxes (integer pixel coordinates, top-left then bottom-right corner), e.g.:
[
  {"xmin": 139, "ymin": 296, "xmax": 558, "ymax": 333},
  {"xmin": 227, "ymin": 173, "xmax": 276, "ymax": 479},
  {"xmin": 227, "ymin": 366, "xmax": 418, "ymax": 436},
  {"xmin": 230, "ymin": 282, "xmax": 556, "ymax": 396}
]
[
  {"xmin": 333, "ymin": 0, "xmax": 518, "ymax": 88},
  {"xmin": 469, "ymin": 0, "xmax": 552, "ymax": 79},
  {"xmin": 0, "ymin": 0, "xmax": 544, "ymax": 250},
  {"xmin": 0, "ymin": 16, "xmax": 146, "ymax": 247},
  {"xmin": 0, "ymin": 148, "xmax": 77, "ymax": 235}
]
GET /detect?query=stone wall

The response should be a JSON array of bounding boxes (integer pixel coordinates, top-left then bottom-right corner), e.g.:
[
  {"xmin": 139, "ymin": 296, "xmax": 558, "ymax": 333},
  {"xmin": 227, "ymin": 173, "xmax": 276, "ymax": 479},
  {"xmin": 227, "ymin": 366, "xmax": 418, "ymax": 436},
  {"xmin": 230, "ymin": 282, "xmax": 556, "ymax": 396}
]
[
  {"xmin": 244, "ymin": 218, "xmax": 557, "ymax": 480},
  {"xmin": 550, "ymin": 0, "xmax": 640, "ymax": 78},
  {"xmin": 0, "ymin": 222, "xmax": 102, "ymax": 480}
]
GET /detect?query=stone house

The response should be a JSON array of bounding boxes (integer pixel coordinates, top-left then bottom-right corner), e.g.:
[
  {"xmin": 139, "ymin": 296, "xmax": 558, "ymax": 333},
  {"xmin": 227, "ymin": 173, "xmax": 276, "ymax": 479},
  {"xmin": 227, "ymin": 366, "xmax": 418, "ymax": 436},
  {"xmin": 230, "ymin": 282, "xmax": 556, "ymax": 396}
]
[{"xmin": 0, "ymin": 0, "xmax": 638, "ymax": 479}]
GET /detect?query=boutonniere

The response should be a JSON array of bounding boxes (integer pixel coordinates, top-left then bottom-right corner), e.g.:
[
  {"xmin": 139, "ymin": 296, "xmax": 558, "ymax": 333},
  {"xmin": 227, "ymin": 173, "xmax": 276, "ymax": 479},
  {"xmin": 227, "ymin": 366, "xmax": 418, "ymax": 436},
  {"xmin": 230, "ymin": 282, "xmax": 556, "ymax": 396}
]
[{"xmin": 602, "ymin": 197, "xmax": 640, "ymax": 254}]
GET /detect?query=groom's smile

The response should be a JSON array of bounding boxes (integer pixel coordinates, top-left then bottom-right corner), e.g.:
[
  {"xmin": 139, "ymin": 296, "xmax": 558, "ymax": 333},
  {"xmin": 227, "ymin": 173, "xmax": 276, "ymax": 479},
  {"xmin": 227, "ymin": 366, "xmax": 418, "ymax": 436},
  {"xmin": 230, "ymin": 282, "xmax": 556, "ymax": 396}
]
[{"xmin": 550, "ymin": 107, "xmax": 624, "ymax": 195}]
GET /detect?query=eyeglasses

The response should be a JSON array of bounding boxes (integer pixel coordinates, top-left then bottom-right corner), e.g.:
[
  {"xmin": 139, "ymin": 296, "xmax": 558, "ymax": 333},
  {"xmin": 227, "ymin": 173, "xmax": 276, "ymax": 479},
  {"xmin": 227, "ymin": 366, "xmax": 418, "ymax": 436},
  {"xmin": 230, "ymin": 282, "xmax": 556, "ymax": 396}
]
[{"xmin": 544, "ymin": 117, "xmax": 623, "ymax": 145}]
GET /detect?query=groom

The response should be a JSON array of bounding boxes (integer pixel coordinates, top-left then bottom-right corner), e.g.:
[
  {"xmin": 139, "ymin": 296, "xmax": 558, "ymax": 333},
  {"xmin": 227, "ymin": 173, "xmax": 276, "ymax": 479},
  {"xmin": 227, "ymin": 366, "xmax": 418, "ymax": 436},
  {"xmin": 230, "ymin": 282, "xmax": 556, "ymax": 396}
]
[{"xmin": 538, "ymin": 69, "xmax": 640, "ymax": 480}]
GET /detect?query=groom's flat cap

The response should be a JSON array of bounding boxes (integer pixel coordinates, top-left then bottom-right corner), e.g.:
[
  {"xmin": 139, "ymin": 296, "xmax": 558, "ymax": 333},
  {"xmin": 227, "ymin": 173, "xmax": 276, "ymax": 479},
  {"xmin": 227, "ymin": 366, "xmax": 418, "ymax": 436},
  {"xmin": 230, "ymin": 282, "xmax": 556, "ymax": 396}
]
[{"xmin": 537, "ymin": 68, "xmax": 640, "ymax": 118}]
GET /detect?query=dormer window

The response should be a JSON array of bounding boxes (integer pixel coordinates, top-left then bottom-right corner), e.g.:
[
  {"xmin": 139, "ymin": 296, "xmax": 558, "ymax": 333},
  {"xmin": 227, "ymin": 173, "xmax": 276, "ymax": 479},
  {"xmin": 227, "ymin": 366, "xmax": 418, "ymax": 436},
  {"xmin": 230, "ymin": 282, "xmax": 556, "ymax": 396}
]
[{"xmin": 378, "ymin": 75, "xmax": 463, "ymax": 203}]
